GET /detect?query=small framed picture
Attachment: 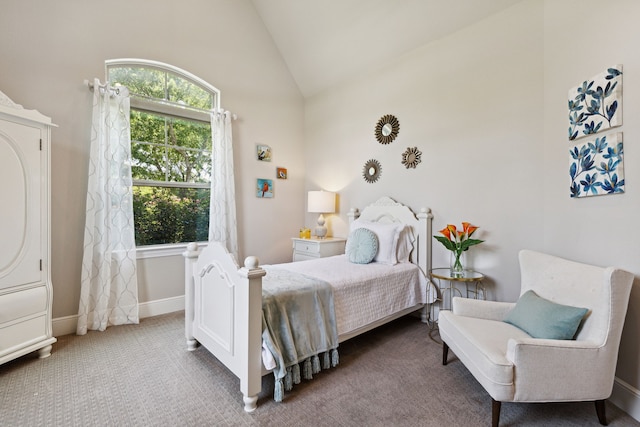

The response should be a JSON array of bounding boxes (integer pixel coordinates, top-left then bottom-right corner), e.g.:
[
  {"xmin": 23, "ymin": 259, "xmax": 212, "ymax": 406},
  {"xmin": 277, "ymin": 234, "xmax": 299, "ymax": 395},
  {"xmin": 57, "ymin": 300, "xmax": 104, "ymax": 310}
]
[
  {"xmin": 276, "ymin": 167, "xmax": 287, "ymax": 179},
  {"xmin": 256, "ymin": 144, "xmax": 272, "ymax": 162},
  {"xmin": 257, "ymin": 178, "xmax": 273, "ymax": 198}
]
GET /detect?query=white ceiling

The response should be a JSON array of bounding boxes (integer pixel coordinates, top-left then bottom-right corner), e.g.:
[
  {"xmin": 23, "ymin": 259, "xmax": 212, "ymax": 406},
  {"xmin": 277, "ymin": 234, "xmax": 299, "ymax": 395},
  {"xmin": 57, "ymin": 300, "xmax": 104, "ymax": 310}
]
[{"xmin": 251, "ymin": 0, "xmax": 523, "ymax": 97}]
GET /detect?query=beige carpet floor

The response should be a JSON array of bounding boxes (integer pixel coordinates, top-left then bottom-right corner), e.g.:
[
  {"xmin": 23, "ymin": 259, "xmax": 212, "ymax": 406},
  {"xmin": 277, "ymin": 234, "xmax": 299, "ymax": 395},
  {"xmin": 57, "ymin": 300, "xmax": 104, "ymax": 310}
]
[{"xmin": 1, "ymin": 311, "xmax": 638, "ymax": 426}]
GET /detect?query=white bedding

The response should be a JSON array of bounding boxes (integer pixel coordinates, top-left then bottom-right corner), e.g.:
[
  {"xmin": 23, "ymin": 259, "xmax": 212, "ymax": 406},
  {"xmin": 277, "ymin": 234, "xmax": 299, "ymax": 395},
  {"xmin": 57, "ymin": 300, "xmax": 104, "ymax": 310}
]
[{"xmin": 268, "ymin": 254, "xmax": 436, "ymax": 336}]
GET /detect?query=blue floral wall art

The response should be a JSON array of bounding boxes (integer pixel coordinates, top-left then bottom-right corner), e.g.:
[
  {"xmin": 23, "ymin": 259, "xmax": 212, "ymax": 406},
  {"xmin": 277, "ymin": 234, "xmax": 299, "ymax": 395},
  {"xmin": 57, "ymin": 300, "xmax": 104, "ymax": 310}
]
[
  {"xmin": 568, "ymin": 65, "xmax": 622, "ymax": 141},
  {"xmin": 570, "ymin": 132, "xmax": 624, "ymax": 198}
]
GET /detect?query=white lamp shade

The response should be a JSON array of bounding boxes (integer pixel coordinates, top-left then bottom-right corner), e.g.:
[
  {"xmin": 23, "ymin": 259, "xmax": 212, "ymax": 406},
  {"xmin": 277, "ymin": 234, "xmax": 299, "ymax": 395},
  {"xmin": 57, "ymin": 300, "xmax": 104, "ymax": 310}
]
[{"xmin": 307, "ymin": 191, "xmax": 336, "ymax": 213}]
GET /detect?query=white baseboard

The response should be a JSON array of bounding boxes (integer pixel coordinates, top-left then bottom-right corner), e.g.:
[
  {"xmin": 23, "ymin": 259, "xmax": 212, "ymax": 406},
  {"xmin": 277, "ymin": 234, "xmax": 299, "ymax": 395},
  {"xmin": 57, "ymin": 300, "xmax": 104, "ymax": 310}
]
[
  {"xmin": 52, "ymin": 295, "xmax": 185, "ymax": 337},
  {"xmin": 138, "ymin": 295, "xmax": 185, "ymax": 318},
  {"xmin": 52, "ymin": 314, "xmax": 81, "ymax": 337},
  {"xmin": 611, "ymin": 376, "xmax": 640, "ymax": 422}
]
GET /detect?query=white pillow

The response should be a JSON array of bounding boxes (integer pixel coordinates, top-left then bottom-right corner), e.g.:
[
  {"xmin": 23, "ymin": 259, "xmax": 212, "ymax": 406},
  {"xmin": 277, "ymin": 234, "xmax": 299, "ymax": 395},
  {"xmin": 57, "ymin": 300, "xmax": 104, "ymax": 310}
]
[
  {"xmin": 352, "ymin": 220, "xmax": 402, "ymax": 265},
  {"xmin": 396, "ymin": 226, "xmax": 415, "ymax": 263}
]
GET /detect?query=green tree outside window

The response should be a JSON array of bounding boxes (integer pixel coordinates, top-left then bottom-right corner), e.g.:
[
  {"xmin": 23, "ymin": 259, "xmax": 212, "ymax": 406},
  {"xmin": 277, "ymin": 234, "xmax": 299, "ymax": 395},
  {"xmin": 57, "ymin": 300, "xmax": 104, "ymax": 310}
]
[{"xmin": 108, "ymin": 63, "xmax": 217, "ymax": 246}]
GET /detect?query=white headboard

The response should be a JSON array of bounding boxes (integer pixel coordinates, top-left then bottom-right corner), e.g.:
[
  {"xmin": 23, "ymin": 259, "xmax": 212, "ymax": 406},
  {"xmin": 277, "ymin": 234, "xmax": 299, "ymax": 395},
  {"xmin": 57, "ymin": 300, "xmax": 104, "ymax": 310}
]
[{"xmin": 347, "ymin": 196, "xmax": 432, "ymax": 276}]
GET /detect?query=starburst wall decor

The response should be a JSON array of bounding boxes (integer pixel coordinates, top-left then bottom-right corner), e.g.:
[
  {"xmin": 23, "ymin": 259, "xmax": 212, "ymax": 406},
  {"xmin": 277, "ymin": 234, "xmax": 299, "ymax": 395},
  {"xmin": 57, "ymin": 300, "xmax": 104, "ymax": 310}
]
[{"xmin": 401, "ymin": 147, "xmax": 422, "ymax": 169}]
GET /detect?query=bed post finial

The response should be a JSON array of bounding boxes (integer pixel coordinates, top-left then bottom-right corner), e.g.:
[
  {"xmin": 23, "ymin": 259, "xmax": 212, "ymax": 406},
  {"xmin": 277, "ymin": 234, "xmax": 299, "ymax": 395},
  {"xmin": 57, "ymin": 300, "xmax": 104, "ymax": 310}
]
[
  {"xmin": 184, "ymin": 242, "xmax": 200, "ymax": 258},
  {"xmin": 244, "ymin": 256, "xmax": 259, "ymax": 269}
]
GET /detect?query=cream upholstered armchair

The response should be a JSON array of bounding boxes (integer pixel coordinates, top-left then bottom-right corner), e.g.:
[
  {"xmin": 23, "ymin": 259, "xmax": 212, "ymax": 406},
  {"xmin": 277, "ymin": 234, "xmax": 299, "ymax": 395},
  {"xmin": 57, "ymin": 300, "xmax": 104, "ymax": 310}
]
[{"xmin": 439, "ymin": 250, "xmax": 634, "ymax": 427}]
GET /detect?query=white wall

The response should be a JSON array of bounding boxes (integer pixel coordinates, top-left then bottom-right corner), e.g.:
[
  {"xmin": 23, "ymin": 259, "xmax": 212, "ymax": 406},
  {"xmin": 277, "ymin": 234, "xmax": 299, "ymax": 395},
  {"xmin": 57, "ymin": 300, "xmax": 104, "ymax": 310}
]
[
  {"xmin": 0, "ymin": 0, "xmax": 305, "ymax": 319},
  {"xmin": 543, "ymin": 0, "xmax": 640, "ymax": 416},
  {"xmin": 305, "ymin": 0, "xmax": 544, "ymax": 304}
]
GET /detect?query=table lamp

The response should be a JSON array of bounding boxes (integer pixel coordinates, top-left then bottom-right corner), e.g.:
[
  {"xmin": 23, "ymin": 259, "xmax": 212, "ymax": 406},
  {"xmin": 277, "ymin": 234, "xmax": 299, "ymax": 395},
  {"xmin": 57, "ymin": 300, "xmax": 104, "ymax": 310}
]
[{"xmin": 307, "ymin": 191, "xmax": 336, "ymax": 239}]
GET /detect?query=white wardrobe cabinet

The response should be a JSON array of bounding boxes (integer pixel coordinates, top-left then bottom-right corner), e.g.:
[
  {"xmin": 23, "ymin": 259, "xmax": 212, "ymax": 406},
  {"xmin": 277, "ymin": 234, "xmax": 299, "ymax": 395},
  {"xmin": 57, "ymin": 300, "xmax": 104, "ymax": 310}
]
[{"xmin": 0, "ymin": 91, "xmax": 56, "ymax": 365}]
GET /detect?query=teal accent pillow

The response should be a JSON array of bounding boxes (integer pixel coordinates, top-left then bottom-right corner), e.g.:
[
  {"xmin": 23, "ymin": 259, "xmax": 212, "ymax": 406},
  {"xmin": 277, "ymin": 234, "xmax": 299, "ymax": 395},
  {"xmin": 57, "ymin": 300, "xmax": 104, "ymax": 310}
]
[
  {"xmin": 504, "ymin": 290, "xmax": 588, "ymax": 340},
  {"xmin": 345, "ymin": 228, "xmax": 378, "ymax": 264}
]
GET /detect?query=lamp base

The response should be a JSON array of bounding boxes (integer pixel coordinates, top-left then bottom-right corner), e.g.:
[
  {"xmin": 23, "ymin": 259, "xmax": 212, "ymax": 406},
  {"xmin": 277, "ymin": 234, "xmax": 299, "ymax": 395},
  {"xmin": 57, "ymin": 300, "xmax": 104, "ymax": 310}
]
[
  {"xmin": 315, "ymin": 225, "xmax": 328, "ymax": 239},
  {"xmin": 315, "ymin": 214, "xmax": 327, "ymax": 239}
]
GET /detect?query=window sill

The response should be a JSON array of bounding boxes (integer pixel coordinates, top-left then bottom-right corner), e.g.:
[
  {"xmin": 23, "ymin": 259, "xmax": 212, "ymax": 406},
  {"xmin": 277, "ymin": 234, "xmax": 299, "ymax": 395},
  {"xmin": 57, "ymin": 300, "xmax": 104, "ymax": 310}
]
[{"xmin": 136, "ymin": 242, "xmax": 208, "ymax": 259}]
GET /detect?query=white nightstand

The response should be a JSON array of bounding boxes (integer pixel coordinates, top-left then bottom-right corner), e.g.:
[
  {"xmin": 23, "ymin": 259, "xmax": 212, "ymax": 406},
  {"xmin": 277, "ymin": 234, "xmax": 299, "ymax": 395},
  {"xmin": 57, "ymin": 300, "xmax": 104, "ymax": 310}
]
[{"xmin": 291, "ymin": 237, "xmax": 347, "ymax": 262}]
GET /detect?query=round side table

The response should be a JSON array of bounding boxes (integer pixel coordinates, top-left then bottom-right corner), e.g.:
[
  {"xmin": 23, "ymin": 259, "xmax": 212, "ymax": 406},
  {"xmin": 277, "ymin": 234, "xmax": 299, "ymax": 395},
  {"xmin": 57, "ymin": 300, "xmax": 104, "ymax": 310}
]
[{"xmin": 430, "ymin": 268, "xmax": 485, "ymax": 311}]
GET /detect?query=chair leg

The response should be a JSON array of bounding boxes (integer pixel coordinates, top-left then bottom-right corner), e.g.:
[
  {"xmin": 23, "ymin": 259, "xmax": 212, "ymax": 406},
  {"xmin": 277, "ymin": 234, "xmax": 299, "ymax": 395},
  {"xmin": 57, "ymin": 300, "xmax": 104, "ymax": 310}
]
[
  {"xmin": 595, "ymin": 399, "xmax": 607, "ymax": 425},
  {"xmin": 492, "ymin": 399, "xmax": 501, "ymax": 427},
  {"xmin": 442, "ymin": 342, "xmax": 449, "ymax": 365}
]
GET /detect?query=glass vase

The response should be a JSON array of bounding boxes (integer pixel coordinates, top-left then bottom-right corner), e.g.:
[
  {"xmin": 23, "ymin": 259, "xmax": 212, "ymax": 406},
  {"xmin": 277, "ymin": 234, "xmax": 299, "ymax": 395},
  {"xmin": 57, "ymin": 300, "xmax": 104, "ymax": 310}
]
[{"xmin": 450, "ymin": 251, "xmax": 464, "ymax": 277}]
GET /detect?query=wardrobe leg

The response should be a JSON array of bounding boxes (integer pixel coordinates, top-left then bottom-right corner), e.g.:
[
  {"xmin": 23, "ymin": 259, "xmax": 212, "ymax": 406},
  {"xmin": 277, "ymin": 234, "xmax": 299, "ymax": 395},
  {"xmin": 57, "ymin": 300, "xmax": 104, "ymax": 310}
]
[
  {"xmin": 595, "ymin": 399, "xmax": 607, "ymax": 425},
  {"xmin": 442, "ymin": 342, "xmax": 449, "ymax": 365},
  {"xmin": 491, "ymin": 399, "xmax": 501, "ymax": 427}
]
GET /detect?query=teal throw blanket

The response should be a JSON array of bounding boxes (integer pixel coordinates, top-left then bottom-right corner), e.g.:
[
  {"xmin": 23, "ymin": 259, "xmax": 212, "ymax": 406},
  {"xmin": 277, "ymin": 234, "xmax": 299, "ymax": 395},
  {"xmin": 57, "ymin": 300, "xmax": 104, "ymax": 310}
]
[{"xmin": 261, "ymin": 266, "xmax": 339, "ymax": 402}]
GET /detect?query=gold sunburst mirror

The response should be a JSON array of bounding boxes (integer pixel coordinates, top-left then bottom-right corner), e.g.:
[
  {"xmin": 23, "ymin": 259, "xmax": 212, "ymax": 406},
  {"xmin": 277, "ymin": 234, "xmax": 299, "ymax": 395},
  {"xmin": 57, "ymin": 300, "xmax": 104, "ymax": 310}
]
[
  {"xmin": 363, "ymin": 159, "xmax": 382, "ymax": 183},
  {"xmin": 375, "ymin": 114, "xmax": 400, "ymax": 144},
  {"xmin": 401, "ymin": 147, "xmax": 422, "ymax": 169}
]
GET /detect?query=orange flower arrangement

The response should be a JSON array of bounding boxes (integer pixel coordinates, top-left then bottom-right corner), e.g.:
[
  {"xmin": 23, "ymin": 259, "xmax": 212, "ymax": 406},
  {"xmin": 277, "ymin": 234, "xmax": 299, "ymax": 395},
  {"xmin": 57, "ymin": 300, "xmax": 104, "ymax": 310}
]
[{"xmin": 434, "ymin": 222, "xmax": 483, "ymax": 274}]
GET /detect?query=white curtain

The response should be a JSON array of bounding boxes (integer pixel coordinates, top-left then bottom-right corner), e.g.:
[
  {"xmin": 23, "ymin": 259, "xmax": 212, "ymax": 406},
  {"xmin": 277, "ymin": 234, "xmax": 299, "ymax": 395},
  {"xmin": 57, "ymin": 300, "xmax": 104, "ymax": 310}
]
[
  {"xmin": 209, "ymin": 110, "xmax": 238, "ymax": 260},
  {"xmin": 77, "ymin": 78, "xmax": 139, "ymax": 335}
]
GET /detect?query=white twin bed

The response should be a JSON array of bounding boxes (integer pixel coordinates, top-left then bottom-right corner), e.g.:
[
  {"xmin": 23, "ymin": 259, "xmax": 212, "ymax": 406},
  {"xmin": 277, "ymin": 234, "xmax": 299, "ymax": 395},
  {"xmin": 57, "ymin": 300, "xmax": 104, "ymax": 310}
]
[{"xmin": 183, "ymin": 196, "xmax": 436, "ymax": 411}]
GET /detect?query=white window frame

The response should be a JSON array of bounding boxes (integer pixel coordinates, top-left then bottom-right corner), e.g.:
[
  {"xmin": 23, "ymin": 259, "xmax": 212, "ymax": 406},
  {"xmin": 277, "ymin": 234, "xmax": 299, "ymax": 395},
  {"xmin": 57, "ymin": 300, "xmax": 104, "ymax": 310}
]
[{"xmin": 106, "ymin": 59, "xmax": 221, "ymax": 258}]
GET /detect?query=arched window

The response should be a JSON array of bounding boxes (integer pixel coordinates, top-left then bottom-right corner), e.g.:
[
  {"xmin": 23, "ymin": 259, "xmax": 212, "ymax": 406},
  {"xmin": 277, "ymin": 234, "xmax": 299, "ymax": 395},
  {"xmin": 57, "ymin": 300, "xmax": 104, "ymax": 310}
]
[{"xmin": 106, "ymin": 59, "xmax": 220, "ymax": 247}]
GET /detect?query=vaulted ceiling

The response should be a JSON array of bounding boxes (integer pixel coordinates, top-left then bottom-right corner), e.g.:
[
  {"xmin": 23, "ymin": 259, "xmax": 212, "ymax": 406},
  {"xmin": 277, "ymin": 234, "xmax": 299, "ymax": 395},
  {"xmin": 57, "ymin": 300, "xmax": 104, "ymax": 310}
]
[{"xmin": 251, "ymin": 0, "xmax": 523, "ymax": 97}]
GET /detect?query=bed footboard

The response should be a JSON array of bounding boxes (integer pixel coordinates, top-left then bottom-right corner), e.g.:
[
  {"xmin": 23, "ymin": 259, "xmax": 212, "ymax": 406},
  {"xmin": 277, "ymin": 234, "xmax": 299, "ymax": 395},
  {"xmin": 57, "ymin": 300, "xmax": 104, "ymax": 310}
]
[{"xmin": 184, "ymin": 242, "xmax": 266, "ymax": 412}]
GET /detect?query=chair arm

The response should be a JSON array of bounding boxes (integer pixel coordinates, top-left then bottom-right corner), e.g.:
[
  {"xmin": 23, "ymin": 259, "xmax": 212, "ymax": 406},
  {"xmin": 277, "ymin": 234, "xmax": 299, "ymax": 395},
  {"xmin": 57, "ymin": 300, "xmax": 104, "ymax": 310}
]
[
  {"xmin": 452, "ymin": 297, "xmax": 515, "ymax": 321},
  {"xmin": 506, "ymin": 338, "xmax": 612, "ymax": 400},
  {"xmin": 507, "ymin": 337, "xmax": 602, "ymax": 362}
]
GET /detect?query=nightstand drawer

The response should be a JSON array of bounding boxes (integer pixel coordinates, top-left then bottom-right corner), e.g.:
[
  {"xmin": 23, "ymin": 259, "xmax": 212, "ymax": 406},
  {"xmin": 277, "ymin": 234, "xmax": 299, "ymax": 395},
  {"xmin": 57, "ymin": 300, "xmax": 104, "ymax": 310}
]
[
  {"xmin": 293, "ymin": 253, "xmax": 318, "ymax": 262},
  {"xmin": 294, "ymin": 240, "xmax": 320, "ymax": 255},
  {"xmin": 291, "ymin": 237, "xmax": 346, "ymax": 262}
]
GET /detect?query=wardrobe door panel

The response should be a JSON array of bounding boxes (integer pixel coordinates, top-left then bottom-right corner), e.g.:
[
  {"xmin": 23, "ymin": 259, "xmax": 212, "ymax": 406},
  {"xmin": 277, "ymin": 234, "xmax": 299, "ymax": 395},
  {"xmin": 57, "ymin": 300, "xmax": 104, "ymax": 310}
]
[{"xmin": 0, "ymin": 122, "xmax": 41, "ymax": 290}]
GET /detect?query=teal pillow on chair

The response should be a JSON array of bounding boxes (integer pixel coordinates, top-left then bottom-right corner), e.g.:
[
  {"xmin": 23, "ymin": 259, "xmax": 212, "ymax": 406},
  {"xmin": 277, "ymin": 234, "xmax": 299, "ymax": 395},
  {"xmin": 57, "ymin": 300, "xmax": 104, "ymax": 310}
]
[
  {"xmin": 504, "ymin": 290, "xmax": 588, "ymax": 340},
  {"xmin": 345, "ymin": 228, "xmax": 378, "ymax": 264}
]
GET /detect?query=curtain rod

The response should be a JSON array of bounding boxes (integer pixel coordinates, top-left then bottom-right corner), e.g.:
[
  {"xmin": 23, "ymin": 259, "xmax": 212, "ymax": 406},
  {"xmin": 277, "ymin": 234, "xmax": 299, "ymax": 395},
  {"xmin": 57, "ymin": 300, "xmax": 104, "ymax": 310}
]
[
  {"xmin": 84, "ymin": 79, "xmax": 121, "ymax": 95},
  {"xmin": 83, "ymin": 78, "xmax": 237, "ymax": 120}
]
